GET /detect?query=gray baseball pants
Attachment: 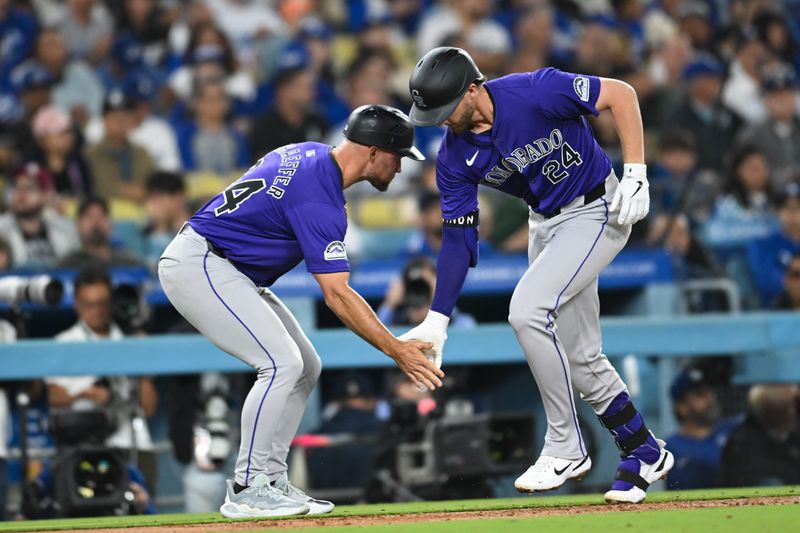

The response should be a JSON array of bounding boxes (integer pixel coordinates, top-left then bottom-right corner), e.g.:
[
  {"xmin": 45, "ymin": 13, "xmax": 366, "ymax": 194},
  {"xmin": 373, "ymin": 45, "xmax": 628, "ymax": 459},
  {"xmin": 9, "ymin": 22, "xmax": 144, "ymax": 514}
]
[
  {"xmin": 508, "ymin": 173, "xmax": 630, "ymax": 460},
  {"xmin": 158, "ymin": 224, "xmax": 321, "ymax": 486}
]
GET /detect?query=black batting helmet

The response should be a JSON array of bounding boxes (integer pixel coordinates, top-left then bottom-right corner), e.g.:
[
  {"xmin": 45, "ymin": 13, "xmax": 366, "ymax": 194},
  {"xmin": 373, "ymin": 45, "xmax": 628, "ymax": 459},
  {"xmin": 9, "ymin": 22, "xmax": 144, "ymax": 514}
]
[
  {"xmin": 408, "ymin": 47, "xmax": 484, "ymax": 127},
  {"xmin": 343, "ymin": 104, "xmax": 425, "ymax": 160}
]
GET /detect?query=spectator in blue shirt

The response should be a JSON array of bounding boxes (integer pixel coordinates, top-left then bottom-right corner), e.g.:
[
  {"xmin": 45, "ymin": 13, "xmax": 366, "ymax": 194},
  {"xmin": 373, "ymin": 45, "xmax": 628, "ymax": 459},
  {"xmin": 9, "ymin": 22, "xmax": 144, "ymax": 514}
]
[
  {"xmin": 703, "ymin": 144, "xmax": 780, "ymax": 251},
  {"xmin": 108, "ymin": 0, "xmax": 170, "ymax": 74},
  {"xmin": 248, "ymin": 58, "xmax": 328, "ymax": 161},
  {"xmin": 167, "ymin": 22, "xmax": 256, "ymax": 114},
  {"xmin": 175, "ymin": 78, "xmax": 249, "ymax": 174},
  {"xmin": 0, "ymin": 0, "xmax": 38, "ymax": 92},
  {"xmin": 661, "ymin": 53, "xmax": 740, "ymax": 174},
  {"xmin": 294, "ymin": 21, "xmax": 348, "ymax": 126},
  {"xmin": 22, "ymin": 28, "xmax": 106, "ymax": 124},
  {"xmin": 649, "ymin": 128, "xmax": 719, "ymax": 223},
  {"xmin": 748, "ymin": 181, "xmax": 800, "ymax": 307},
  {"xmin": 5, "ymin": 62, "xmax": 55, "ymax": 162},
  {"xmin": 665, "ymin": 365, "xmax": 739, "ymax": 490}
]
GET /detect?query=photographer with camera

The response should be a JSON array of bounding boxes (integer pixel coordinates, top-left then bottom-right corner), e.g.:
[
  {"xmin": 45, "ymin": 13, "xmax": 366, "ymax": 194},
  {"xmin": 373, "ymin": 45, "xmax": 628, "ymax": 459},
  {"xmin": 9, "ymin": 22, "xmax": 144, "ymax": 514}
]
[
  {"xmin": 378, "ymin": 257, "xmax": 476, "ymax": 330},
  {"xmin": 0, "ymin": 263, "xmax": 66, "ymax": 520},
  {"xmin": 46, "ymin": 266, "xmax": 158, "ymax": 494}
]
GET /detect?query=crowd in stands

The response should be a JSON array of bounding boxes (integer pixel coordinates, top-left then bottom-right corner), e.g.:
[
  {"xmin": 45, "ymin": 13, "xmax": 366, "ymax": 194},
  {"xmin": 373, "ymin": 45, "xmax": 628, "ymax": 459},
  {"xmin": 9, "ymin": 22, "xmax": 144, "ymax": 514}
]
[
  {"xmin": 2, "ymin": 0, "xmax": 800, "ymax": 516},
  {"xmin": 0, "ymin": 0, "xmax": 799, "ymax": 310},
  {"xmin": 666, "ymin": 364, "xmax": 799, "ymax": 490}
]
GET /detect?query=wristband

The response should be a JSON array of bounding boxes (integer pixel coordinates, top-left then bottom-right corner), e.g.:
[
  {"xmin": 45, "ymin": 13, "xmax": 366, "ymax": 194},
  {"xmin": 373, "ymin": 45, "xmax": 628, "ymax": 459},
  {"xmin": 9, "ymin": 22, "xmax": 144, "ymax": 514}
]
[
  {"xmin": 425, "ymin": 310, "xmax": 450, "ymax": 330},
  {"xmin": 623, "ymin": 163, "xmax": 647, "ymax": 181}
]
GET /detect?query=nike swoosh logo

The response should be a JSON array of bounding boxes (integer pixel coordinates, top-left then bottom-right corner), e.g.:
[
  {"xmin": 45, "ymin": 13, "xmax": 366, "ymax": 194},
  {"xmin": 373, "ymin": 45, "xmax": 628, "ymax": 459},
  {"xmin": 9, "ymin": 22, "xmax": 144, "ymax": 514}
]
[
  {"xmin": 631, "ymin": 180, "xmax": 643, "ymax": 197},
  {"xmin": 553, "ymin": 462, "xmax": 572, "ymax": 476},
  {"xmin": 466, "ymin": 150, "xmax": 479, "ymax": 166},
  {"xmin": 654, "ymin": 452, "xmax": 668, "ymax": 473}
]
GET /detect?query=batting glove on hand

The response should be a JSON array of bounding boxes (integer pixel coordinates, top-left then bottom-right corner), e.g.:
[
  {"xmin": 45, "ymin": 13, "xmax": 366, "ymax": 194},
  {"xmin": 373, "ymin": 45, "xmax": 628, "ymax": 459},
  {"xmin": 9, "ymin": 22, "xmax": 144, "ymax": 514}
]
[
  {"xmin": 610, "ymin": 163, "xmax": 650, "ymax": 226},
  {"xmin": 398, "ymin": 310, "xmax": 449, "ymax": 369}
]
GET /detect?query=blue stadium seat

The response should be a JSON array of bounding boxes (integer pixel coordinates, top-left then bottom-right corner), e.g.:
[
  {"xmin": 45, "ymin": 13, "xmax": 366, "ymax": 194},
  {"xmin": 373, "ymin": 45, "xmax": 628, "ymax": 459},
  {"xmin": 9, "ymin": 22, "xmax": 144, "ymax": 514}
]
[{"xmin": 357, "ymin": 229, "xmax": 414, "ymax": 259}]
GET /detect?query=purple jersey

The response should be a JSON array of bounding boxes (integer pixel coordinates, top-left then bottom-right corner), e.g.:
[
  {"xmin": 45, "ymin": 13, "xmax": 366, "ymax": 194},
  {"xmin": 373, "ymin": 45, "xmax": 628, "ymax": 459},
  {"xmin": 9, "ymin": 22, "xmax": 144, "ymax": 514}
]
[
  {"xmin": 436, "ymin": 68, "xmax": 612, "ymax": 220},
  {"xmin": 189, "ymin": 142, "xmax": 349, "ymax": 286}
]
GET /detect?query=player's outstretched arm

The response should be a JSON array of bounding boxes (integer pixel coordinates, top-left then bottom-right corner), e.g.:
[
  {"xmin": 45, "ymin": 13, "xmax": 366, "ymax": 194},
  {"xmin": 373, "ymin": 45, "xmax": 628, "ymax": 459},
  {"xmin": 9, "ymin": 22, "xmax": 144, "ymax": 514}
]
[
  {"xmin": 314, "ymin": 271, "xmax": 444, "ymax": 390},
  {"xmin": 398, "ymin": 224, "xmax": 476, "ymax": 368},
  {"xmin": 596, "ymin": 78, "xmax": 650, "ymax": 226}
]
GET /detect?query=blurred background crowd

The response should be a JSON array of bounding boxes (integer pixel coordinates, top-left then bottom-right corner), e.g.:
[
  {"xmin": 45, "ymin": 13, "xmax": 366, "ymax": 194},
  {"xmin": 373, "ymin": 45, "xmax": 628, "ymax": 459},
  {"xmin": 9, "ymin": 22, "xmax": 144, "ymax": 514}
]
[
  {"xmin": 2, "ymin": 0, "xmax": 800, "ymax": 308},
  {"xmin": 0, "ymin": 0, "xmax": 799, "ymax": 521}
]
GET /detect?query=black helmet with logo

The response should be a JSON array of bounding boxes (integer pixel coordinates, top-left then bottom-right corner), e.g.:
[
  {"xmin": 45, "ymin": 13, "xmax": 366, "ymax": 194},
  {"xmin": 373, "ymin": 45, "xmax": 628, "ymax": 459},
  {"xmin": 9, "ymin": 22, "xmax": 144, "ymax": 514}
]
[
  {"xmin": 408, "ymin": 47, "xmax": 484, "ymax": 127},
  {"xmin": 343, "ymin": 104, "xmax": 425, "ymax": 160}
]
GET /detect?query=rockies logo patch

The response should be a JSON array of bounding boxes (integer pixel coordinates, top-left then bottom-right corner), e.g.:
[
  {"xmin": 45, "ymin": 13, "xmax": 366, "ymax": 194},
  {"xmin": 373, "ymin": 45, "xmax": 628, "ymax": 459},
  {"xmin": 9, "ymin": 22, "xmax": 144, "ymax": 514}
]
[
  {"xmin": 573, "ymin": 76, "xmax": 590, "ymax": 102},
  {"xmin": 324, "ymin": 241, "xmax": 347, "ymax": 261}
]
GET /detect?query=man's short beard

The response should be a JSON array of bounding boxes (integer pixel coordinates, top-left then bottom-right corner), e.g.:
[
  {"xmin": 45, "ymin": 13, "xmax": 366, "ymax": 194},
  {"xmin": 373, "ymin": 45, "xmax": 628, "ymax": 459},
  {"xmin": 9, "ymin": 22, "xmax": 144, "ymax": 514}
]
[
  {"xmin": 448, "ymin": 103, "xmax": 474, "ymax": 134},
  {"xmin": 686, "ymin": 403, "xmax": 720, "ymax": 428},
  {"xmin": 14, "ymin": 207, "xmax": 43, "ymax": 220},
  {"xmin": 367, "ymin": 176, "xmax": 389, "ymax": 192}
]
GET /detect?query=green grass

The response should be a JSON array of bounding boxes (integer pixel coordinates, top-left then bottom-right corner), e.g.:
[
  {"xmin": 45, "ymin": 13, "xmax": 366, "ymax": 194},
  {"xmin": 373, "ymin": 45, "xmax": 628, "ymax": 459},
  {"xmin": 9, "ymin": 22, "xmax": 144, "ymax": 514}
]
[
  {"xmin": 0, "ymin": 486, "xmax": 796, "ymax": 532},
  {"xmin": 288, "ymin": 505, "xmax": 800, "ymax": 533}
]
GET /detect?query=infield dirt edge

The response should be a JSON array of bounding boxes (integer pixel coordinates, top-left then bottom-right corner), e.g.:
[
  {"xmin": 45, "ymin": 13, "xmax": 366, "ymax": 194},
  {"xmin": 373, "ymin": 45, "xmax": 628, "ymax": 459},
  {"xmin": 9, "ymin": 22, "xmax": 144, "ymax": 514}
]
[{"xmin": 9, "ymin": 492, "xmax": 800, "ymax": 533}]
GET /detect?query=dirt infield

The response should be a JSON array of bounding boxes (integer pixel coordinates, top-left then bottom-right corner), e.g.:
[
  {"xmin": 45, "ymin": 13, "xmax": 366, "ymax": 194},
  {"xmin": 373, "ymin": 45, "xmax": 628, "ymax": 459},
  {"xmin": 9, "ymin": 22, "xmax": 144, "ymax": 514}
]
[{"xmin": 50, "ymin": 495, "xmax": 799, "ymax": 533}]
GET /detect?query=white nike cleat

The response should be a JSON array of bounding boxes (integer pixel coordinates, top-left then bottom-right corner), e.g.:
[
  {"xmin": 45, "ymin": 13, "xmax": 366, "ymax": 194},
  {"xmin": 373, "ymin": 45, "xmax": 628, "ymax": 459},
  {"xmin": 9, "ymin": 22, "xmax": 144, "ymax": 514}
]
[
  {"xmin": 514, "ymin": 455, "xmax": 592, "ymax": 493},
  {"xmin": 219, "ymin": 473, "xmax": 310, "ymax": 518},
  {"xmin": 273, "ymin": 472, "xmax": 335, "ymax": 515},
  {"xmin": 604, "ymin": 439, "xmax": 674, "ymax": 504}
]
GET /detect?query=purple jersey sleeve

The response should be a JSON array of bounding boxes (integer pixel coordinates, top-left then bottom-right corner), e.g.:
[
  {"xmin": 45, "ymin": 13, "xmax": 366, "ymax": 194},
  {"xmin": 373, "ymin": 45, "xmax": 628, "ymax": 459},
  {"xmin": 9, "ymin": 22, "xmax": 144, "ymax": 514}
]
[
  {"xmin": 533, "ymin": 68, "xmax": 601, "ymax": 121},
  {"xmin": 430, "ymin": 226, "xmax": 478, "ymax": 317},
  {"xmin": 286, "ymin": 202, "xmax": 350, "ymax": 274},
  {"xmin": 430, "ymin": 158, "xmax": 480, "ymax": 317},
  {"xmin": 437, "ymin": 159, "xmax": 478, "ymax": 220}
]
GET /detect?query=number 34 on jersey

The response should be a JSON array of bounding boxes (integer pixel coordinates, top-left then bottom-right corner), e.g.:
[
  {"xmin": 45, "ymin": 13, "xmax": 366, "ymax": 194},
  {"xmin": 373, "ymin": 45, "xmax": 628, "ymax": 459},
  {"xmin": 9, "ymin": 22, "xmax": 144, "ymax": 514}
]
[{"xmin": 214, "ymin": 146, "xmax": 306, "ymax": 216}]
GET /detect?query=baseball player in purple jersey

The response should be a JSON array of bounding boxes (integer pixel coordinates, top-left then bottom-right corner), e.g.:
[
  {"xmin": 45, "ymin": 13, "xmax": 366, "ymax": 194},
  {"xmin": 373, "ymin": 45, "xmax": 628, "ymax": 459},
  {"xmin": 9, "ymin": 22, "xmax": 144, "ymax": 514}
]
[
  {"xmin": 158, "ymin": 105, "xmax": 444, "ymax": 518},
  {"xmin": 401, "ymin": 47, "xmax": 674, "ymax": 503}
]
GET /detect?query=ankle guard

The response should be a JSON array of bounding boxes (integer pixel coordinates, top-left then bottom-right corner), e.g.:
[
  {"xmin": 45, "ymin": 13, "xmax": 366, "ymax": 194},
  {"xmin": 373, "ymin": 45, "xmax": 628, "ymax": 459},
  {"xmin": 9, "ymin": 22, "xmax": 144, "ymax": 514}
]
[{"xmin": 599, "ymin": 393, "xmax": 659, "ymax": 463}]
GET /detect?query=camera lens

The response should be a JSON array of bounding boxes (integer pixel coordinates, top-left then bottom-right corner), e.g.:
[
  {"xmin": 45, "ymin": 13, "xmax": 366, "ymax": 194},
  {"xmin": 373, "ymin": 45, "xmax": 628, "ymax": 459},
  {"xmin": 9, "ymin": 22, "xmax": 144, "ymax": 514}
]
[{"xmin": 43, "ymin": 279, "xmax": 64, "ymax": 306}]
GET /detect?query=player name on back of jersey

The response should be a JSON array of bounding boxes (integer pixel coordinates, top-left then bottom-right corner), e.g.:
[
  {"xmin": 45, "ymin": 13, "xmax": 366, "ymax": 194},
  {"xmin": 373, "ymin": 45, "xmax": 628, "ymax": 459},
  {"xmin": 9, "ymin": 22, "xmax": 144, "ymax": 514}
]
[
  {"xmin": 213, "ymin": 145, "xmax": 315, "ymax": 216},
  {"xmin": 266, "ymin": 145, "xmax": 308, "ymax": 199}
]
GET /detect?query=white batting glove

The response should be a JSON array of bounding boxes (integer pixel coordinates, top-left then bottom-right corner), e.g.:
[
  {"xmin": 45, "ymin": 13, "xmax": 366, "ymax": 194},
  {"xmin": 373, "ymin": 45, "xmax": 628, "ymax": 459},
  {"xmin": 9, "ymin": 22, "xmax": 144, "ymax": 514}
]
[
  {"xmin": 610, "ymin": 163, "xmax": 650, "ymax": 226},
  {"xmin": 398, "ymin": 310, "xmax": 449, "ymax": 369}
]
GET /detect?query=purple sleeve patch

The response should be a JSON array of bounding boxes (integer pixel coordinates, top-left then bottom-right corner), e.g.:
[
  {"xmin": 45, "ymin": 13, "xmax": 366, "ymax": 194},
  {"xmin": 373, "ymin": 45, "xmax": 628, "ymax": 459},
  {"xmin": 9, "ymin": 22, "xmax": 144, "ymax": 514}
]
[
  {"xmin": 532, "ymin": 68, "xmax": 601, "ymax": 120},
  {"xmin": 287, "ymin": 202, "xmax": 350, "ymax": 273}
]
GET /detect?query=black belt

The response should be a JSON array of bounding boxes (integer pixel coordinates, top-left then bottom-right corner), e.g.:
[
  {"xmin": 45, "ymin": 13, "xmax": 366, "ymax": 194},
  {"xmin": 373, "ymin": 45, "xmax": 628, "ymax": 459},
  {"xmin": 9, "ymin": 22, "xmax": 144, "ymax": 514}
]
[
  {"xmin": 207, "ymin": 239, "xmax": 227, "ymax": 259},
  {"xmin": 543, "ymin": 180, "xmax": 606, "ymax": 219}
]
